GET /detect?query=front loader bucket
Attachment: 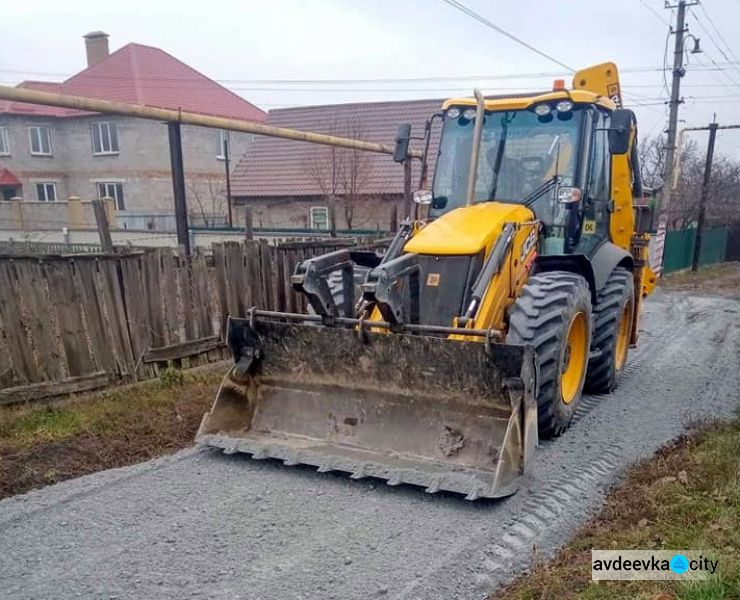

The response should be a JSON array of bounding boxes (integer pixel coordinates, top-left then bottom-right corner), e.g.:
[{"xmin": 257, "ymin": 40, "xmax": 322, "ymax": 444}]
[{"xmin": 197, "ymin": 317, "xmax": 538, "ymax": 500}]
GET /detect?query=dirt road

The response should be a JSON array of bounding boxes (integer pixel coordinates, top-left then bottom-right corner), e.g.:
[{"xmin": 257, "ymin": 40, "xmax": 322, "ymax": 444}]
[{"xmin": 1, "ymin": 289, "xmax": 738, "ymax": 600}]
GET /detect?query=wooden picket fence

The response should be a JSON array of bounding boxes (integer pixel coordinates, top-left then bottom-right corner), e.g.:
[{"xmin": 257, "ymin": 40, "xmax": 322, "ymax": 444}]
[{"xmin": 0, "ymin": 238, "xmax": 374, "ymax": 404}]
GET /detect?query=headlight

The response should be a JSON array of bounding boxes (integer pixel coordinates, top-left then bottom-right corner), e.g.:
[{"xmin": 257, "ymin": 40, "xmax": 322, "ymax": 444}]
[
  {"xmin": 462, "ymin": 108, "xmax": 476, "ymax": 120},
  {"xmin": 555, "ymin": 100, "xmax": 574, "ymax": 112},
  {"xmin": 534, "ymin": 103, "xmax": 552, "ymax": 116},
  {"xmin": 446, "ymin": 107, "xmax": 461, "ymax": 119}
]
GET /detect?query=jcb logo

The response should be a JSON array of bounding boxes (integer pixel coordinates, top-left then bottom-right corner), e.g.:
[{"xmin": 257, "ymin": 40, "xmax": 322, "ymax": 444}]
[{"xmin": 520, "ymin": 228, "xmax": 537, "ymax": 263}]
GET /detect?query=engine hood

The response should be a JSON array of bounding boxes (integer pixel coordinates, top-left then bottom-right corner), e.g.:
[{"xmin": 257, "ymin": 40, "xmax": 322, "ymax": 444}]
[{"xmin": 404, "ymin": 202, "xmax": 535, "ymax": 256}]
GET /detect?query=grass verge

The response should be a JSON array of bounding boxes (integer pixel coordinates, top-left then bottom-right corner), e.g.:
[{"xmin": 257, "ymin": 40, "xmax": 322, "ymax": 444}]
[
  {"xmin": 493, "ymin": 416, "xmax": 740, "ymax": 600},
  {"xmin": 660, "ymin": 262, "xmax": 740, "ymax": 298},
  {"xmin": 0, "ymin": 366, "xmax": 223, "ymax": 500}
]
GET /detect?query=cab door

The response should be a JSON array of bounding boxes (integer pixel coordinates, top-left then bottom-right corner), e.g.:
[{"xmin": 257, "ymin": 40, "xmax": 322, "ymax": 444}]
[{"xmin": 576, "ymin": 109, "xmax": 611, "ymax": 257}]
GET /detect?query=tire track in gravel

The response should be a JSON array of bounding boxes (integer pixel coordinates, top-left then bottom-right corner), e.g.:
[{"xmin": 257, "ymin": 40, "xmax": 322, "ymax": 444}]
[
  {"xmin": 399, "ymin": 291, "xmax": 740, "ymax": 599},
  {"xmin": 0, "ymin": 291, "xmax": 738, "ymax": 600}
]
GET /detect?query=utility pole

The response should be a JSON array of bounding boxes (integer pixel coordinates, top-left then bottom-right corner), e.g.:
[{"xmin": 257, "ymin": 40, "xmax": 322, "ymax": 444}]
[
  {"xmin": 691, "ymin": 122, "xmax": 718, "ymax": 271},
  {"xmin": 661, "ymin": 0, "xmax": 700, "ymax": 217},
  {"xmin": 168, "ymin": 121, "xmax": 190, "ymax": 256},
  {"xmin": 224, "ymin": 137, "xmax": 233, "ymax": 228}
]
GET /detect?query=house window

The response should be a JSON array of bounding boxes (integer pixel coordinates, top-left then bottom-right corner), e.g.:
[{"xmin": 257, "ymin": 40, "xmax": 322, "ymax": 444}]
[
  {"xmin": 309, "ymin": 206, "xmax": 329, "ymax": 230},
  {"xmin": 91, "ymin": 122, "xmax": 119, "ymax": 155},
  {"xmin": 0, "ymin": 127, "xmax": 10, "ymax": 155},
  {"xmin": 217, "ymin": 129, "xmax": 230, "ymax": 159},
  {"xmin": 36, "ymin": 182, "xmax": 57, "ymax": 202},
  {"xmin": 29, "ymin": 126, "xmax": 52, "ymax": 155},
  {"xmin": 2, "ymin": 186, "xmax": 20, "ymax": 201},
  {"xmin": 97, "ymin": 182, "xmax": 125, "ymax": 210}
]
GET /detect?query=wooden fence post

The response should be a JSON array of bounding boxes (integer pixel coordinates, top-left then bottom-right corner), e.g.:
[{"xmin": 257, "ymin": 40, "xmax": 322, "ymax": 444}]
[
  {"xmin": 92, "ymin": 199, "xmax": 113, "ymax": 253},
  {"xmin": 389, "ymin": 202, "xmax": 398, "ymax": 233},
  {"xmin": 245, "ymin": 205, "xmax": 254, "ymax": 241}
]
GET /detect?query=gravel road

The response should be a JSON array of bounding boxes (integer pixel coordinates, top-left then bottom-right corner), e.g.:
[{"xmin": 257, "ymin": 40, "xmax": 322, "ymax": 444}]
[{"xmin": 1, "ymin": 289, "xmax": 739, "ymax": 600}]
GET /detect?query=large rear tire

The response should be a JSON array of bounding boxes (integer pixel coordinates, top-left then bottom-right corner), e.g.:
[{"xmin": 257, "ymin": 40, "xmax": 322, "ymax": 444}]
[
  {"xmin": 585, "ymin": 267, "xmax": 634, "ymax": 393},
  {"xmin": 507, "ymin": 271, "xmax": 592, "ymax": 438}
]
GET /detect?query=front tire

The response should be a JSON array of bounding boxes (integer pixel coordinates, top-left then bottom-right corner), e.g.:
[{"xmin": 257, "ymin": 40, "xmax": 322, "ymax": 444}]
[
  {"xmin": 507, "ymin": 271, "xmax": 592, "ymax": 438},
  {"xmin": 585, "ymin": 267, "xmax": 634, "ymax": 393}
]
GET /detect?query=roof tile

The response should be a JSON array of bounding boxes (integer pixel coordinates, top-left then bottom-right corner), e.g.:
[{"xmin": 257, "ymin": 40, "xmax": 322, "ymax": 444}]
[
  {"xmin": 231, "ymin": 98, "xmax": 443, "ymax": 198},
  {"xmin": 0, "ymin": 43, "xmax": 266, "ymax": 122}
]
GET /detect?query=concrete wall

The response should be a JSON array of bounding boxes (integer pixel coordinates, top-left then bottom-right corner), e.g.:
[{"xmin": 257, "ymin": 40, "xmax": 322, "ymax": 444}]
[
  {"xmin": 0, "ymin": 114, "xmax": 254, "ymax": 215},
  {"xmin": 0, "ymin": 226, "xmax": 355, "ymax": 249},
  {"xmin": 234, "ymin": 194, "xmax": 402, "ymax": 232},
  {"xmin": 0, "ymin": 198, "xmax": 116, "ymax": 230}
]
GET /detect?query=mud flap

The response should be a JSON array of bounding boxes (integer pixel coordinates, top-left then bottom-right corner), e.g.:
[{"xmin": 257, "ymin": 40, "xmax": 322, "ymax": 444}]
[{"xmin": 197, "ymin": 317, "xmax": 538, "ymax": 500}]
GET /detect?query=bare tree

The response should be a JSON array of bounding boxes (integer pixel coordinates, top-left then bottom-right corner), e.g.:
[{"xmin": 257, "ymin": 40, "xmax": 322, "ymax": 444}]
[
  {"xmin": 188, "ymin": 176, "xmax": 227, "ymax": 227},
  {"xmin": 337, "ymin": 114, "xmax": 373, "ymax": 230},
  {"xmin": 639, "ymin": 132, "xmax": 740, "ymax": 229},
  {"xmin": 302, "ymin": 113, "xmax": 373, "ymax": 231},
  {"xmin": 700, "ymin": 155, "xmax": 740, "ymax": 227},
  {"xmin": 302, "ymin": 117, "xmax": 341, "ymax": 233},
  {"xmin": 639, "ymin": 133, "xmax": 702, "ymax": 229},
  {"xmin": 638, "ymin": 133, "xmax": 667, "ymax": 191}
]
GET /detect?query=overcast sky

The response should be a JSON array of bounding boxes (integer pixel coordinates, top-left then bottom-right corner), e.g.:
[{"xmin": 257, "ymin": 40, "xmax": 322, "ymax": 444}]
[{"xmin": 3, "ymin": 0, "xmax": 740, "ymax": 157}]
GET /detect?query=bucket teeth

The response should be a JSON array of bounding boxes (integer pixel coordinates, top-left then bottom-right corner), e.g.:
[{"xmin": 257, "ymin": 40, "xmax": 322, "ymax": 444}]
[
  {"xmin": 349, "ymin": 464, "xmax": 367, "ymax": 480},
  {"xmin": 223, "ymin": 445, "xmax": 238, "ymax": 455},
  {"xmin": 425, "ymin": 478, "xmax": 442, "ymax": 494},
  {"xmin": 387, "ymin": 472, "xmax": 403, "ymax": 486},
  {"xmin": 465, "ymin": 488, "xmax": 481, "ymax": 501},
  {"xmin": 251, "ymin": 448, "xmax": 269, "ymax": 460},
  {"xmin": 316, "ymin": 463, "xmax": 334, "ymax": 473},
  {"xmin": 283, "ymin": 453, "xmax": 299, "ymax": 466}
]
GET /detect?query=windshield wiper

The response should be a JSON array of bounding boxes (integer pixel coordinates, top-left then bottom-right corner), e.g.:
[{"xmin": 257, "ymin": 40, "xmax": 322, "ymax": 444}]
[
  {"xmin": 489, "ymin": 111, "xmax": 516, "ymax": 199},
  {"xmin": 522, "ymin": 175, "xmax": 561, "ymax": 207}
]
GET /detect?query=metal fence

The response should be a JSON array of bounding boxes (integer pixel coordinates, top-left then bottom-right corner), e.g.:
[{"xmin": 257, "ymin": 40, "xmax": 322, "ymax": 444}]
[
  {"xmin": 117, "ymin": 213, "xmax": 230, "ymax": 231},
  {"xmin": 663, "ymin": 226, "xmax": 730, "ymax": 274}
]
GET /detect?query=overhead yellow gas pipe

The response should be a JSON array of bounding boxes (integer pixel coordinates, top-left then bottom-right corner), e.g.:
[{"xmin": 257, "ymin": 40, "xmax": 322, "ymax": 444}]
[{"xmin": 0, "ymin": 85, "xmax": 423, "ymax": 158}]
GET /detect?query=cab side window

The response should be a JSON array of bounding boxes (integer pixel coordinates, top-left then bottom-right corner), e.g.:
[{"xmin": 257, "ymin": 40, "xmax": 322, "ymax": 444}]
[
  {"xmin": 591, "ymin": 112, "xmax": 610, "ymax": 208},
  {"xmin": 585, "ymin": 111, "xmax": 611, "ymax": 236}
]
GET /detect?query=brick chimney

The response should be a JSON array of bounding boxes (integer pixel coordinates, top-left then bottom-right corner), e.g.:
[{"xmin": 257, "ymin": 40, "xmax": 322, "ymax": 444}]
[{"xmin": 83, "ymin": 31, "xmax": 109, "ymax": 67}]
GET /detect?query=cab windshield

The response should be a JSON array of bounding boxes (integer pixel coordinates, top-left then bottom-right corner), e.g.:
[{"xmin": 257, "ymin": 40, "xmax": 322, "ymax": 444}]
[{"xmin": 431, "ymin": 106, "xmax": 584, "ymax": 217}]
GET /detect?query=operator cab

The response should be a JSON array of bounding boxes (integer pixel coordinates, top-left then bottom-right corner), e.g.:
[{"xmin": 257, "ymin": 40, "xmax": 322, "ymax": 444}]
[{"xmin": 429, "ymin": 99, "xmax": 614, "ymax": 258}]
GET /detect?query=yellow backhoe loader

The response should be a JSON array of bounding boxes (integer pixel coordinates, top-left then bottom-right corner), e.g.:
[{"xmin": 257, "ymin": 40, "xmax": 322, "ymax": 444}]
[{"xmin": 197, "ymin": 63, "xmax": 658, "ymax": 500}]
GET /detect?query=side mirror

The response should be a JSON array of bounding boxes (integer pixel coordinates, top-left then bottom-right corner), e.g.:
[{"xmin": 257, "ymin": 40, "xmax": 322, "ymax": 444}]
[
  {"xmin": 608, "ymin": 109, "xmax": 635, "ymax": 155},
  {"xmin": 393, "ymin": 123, "xmax": 412, "ymax": 163}
]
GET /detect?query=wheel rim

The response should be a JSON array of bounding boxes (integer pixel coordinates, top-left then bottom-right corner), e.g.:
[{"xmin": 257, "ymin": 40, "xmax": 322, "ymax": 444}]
[
  {"xmin": 560, "ymin": 312, "xmax": 588, "ymax": 405},
  {"xmin": 615, "ymin": 301, "xmax": 632, "ymax": 371}
]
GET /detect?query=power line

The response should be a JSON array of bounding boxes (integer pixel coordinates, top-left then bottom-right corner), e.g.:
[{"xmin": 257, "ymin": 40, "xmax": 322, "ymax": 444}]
[
  {"xmin": 688, "ymin": 6, "xmax": 740, "ymax": 87},
  {"xmin": 697, "ymin": 1, "xmax": 740, "ymax": 65},
  {"xmin": 690, "ymin": 9, "xmax": 730, "ymax": 61},
  {"xmin": 690, "ymin": 49, "xmax": 740, "ymax": 91},
  {"xmin": 439, "ymin": 0, "xmax": 575, "ymax": 71},
  {"xmin": 638, "ymin": 0, "xmax": 671, "ymax": 26},
  {"xmin": 662, "ymin": 19, "xmax": 672, "ymax": 97},
  {"xmin": 2, "ymin": 63, "xmax": 737, "ymax": 85}
]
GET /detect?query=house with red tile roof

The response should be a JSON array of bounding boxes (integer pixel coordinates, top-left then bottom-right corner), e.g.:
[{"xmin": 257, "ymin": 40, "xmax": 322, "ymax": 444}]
[
  {"xmin": 230, "ymin": 99, "xmax": 442, "ymax": 232},
  {"xmin": 0, "ymin": 32, "xmax": 265, "ymax": 228}
]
